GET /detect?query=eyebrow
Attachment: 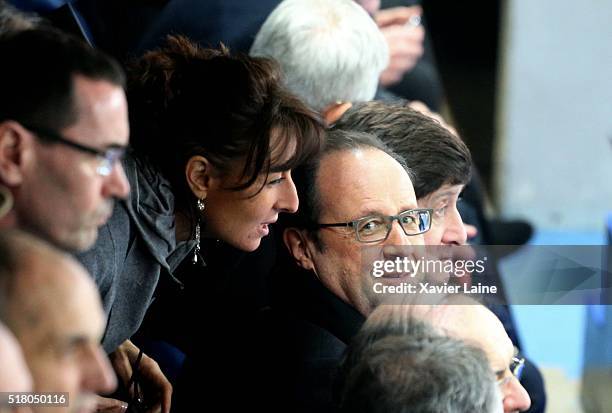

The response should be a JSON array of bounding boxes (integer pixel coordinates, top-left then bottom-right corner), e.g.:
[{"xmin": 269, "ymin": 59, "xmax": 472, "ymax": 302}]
[
  {"xmin": 63, "ymin": 335, "xmax": 90, "ymax": 349},
  {"xmin": 354, "ymin": 206, "xmax": 419, "ymax": 220},
  {"xmin": 495, "ymin": 369, "xmax": 506, "ymax": 379},
  {"xmin": 354, "ymin": 208, "xmax": 385, "ymax": 219},
  {"xmin": 103, "ymin": 143, "xmax": 128, "ymax": 151},
  {"xmin": 431, "ymin": 190, "xmax": 456, "ymax": 201}
]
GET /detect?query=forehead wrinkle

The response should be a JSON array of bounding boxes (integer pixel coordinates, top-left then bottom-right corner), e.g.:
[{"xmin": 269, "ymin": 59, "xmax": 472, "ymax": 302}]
[{"xmin": 319, "ymin": 151, "xmax": 415, "ymax": 212}]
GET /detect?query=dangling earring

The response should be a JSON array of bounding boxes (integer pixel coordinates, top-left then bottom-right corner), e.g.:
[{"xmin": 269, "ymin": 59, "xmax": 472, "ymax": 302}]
[
  {"xmin": 0, "ymin": 185, "xmax": 13, "ymax": 220},
  {"xmin": 192, "ymin": 198, "xmax": 205, "ymax": 264}
]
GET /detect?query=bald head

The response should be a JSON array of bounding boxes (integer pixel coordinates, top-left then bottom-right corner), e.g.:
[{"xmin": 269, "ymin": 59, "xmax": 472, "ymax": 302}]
[
  {"xmin": 0, "ymin": 230, "xmax": 103, "ymax": 330},
  {"xmin": 370, "ymin": 301, "xmax": 504, "ymax": 362},
  {"xmin": 368, "ymin": 299, "xmax": 532, "ymax": 413},
  {"xmin": 420, "ymin": 303, "xmax": 512, "ymax": 367},
  {"xmin": 0, "ymin": 230, "xmax": 115, "ymax": 413}
]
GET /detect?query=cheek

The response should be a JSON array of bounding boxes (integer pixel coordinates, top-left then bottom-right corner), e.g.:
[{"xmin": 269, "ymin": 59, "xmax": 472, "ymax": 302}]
[
  {"xmin": 30, "ymin": 356, "xmax": 79, "ymax": 392},
  {"xmin": 204, "ymin": 199, "xmax": 266, "ymax": 251},
  {"xmin": 67, "ymin": 175, "xmax": 104, "ymax": 210},
  {"xmin": 324, "ymin": 241, "xmax": 362, "ymax": 277},
  {"xmin": 43, "ymin": 169, "xmax": 102, "ymax": 215},
  {"xmin": 237, "ymin": 193, "xmax": 277, "ymax": 228}
]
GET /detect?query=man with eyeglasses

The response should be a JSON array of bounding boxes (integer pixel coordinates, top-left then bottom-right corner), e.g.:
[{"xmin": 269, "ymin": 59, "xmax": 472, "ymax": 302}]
[
  {"xmin": 0, "ymin": 28, "xmax": 171, "ymax": 413},
  {"xmin": 237, "ymin": 129, "xmax": 431, "ymax": 411},
  {"xmin": 334, "ymin": 101, "xmax": 546, "ymax": 413},
  {"xmin": 337, "ymin": 311, "xmax": 504, "ymax": 413},
  {"xmin": 282, "ymin": 129, "xmax": 430, "ymax": 316},
  {"xmin": 0, "ymin": 27, "xmax": 130, "ymax": 252},
  {"xmin": 407, "ymin": 299, "xmax": 533, "ymax": 412}
]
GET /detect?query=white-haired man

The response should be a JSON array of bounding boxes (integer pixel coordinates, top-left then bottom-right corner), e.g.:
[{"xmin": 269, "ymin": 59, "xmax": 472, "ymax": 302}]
[{"xmin": 250, "ymin": 0, "xmax": 388, "ymax": 123}]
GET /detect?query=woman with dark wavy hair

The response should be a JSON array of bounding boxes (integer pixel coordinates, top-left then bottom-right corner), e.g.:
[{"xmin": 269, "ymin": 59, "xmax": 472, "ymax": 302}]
[
  {"xmin": 78, "ymin": 35, "xmax": 324, "ymax": 413},
  {"xmin": 128, "ymin": 36, "xmax": 323, "ymax": 255}
]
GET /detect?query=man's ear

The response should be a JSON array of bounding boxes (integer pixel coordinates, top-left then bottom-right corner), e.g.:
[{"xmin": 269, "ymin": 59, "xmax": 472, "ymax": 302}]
[
  {"xmin": 0, "ymin": 121, "xmax": 30, "ymax": 186},
  {"xmin": 283, "ymin": 227, "xmax": 316, "ymax": 271},
  {"xmin": 322, "ymin": 102, "xmax": 353, "ymax": 126},
  {"xmin": 185, "ymin": 155, "xmax": 216, "ymax": 200}
]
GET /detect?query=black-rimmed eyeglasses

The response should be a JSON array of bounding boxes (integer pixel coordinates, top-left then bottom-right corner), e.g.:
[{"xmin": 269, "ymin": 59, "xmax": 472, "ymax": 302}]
[
  {"xmin": 314, "ymin": 208, "xmax": 433, "ymax": 243},
  {"xmin": 24, "ymin": 125, "xmax": 125, "ymax": 177}
]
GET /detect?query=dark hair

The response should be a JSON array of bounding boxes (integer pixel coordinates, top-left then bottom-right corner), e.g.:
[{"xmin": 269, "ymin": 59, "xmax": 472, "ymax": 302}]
[
  {"xmin": 127, "ymin": 35, "xmax": 324, "ymax": 212},
  {"xmin": 284, "ymin": 129, "xmax": 410, "ymax": 250},
  {"xmin": 334, "ymin": 101, "xmax": 472, "ymax": 198},
  {"xmin": 336, "ymin": 318, "xmax": 499, "ymax": 413},
  {"xmin": 0, "ymin": 27, "xmax": 125, "ymax": 132}
]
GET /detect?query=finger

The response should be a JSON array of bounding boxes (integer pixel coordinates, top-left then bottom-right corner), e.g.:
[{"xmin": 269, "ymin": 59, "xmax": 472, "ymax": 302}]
[
  {"xmin": 379, "ymin": 70, "xmax": 403, "ymax": 86},
  {"xmin": 407, "ymin": 24, "xmax": 425, "ymax": 41},
  {"xmin": 388, "ymin": 42, "xmax": 424, "ymax": 59},
  {"xmin": 159, "ymin": 381, "xmax": 173, "ymax": 413},
  {"xmin": 383, "ymin": 26, "xmax": 425, "ymax": 48},
  {"xmin": 375, "ymin": 5, "xmax": 422, "ymax": 27},
  {"xmin": 109, "ymin": 352, "xmax": 133, "ymax": 387},
  {"xmin": 95, "ymin": 396, "xmax": 129, "ymax": 413},
  {"xmin": 382, "ymin": 24, "xmax": 425, "ymax": 41},
  {"xmin": 386, "ymin": 56, "xmax": 420, "ymax": 73},
  {"xmin": 150, "ymin": 374, "xmax": 173, "ymax": 413},
  {"xmin": 139, "ymin": 356, "xmax": 173, "ymax": 413},
  {"xmin": 382, "ymin": 30, "xmax": 425, "ymax": 62}
]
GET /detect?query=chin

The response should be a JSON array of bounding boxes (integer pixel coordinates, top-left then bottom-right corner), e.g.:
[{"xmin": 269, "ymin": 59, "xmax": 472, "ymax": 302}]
[
  {"xmin": 242, "ymin": 238, "xmax": 263, "ymax": 252},
  {"xmin": 232, "ymin": 233, "xmax": 264, "ymax": 252},
  {"xmin": 222, "ymin": 228, "xmax": 268, "ymax": 252},
  {"xmin": 64, "ymin": 229, "xmax": 98, "ymax": 252}
]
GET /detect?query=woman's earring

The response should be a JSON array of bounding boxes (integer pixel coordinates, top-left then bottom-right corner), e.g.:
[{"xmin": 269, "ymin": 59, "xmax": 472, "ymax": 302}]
[
  {"xmin": 192, "ymin": 198, "xmax": 205, "ymax": 264},
  {"xmin": 0, "ymin": 185, "xmax": 13, "ymax": 220}
]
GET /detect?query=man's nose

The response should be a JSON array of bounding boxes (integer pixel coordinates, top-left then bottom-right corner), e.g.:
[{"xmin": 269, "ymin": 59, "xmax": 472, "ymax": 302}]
[
  {"xmin": 503, "ymin": 377, "xmax": 531, "ymax": 412},
  {"xmin": 81, "ymin": 345, "xmax": 117, "ymax": 394},
  {"xmin": 103, "ymin": 163, "xmax": 130, "ymax": 199},
  {"xmin": 441, "ymin": 207, "xmax": 467, "ymax": 245},
  {"xmin": 382, "ymin": 221, "xmax": 424, "ymax": 261}
]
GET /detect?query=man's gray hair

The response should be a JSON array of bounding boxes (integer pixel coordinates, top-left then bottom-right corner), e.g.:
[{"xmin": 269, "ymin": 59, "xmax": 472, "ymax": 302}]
[
  {"xmin": 250, "ymin": 0, "xmax": 388, "ymax": 112},
  {"xmin": 337, "ymin": 316, "xmax": 502, "ymax": 413}
]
